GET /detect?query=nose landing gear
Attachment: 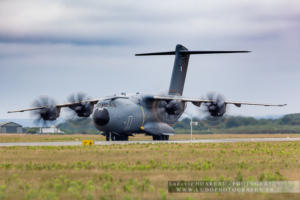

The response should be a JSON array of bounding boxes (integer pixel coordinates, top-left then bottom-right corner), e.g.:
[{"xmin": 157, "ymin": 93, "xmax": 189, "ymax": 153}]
[{"xmin": 105, "ymin": 132, "xmax": 129, "ymax": 141}]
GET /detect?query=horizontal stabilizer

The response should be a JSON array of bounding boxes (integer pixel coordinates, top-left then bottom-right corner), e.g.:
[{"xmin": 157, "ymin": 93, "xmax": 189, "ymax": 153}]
[
  {"xmin": 136, "ymin": 51, "xmax": 175, "ymax": 56},
  {"xmin": 135, "ymin": 50, "xmax": 250, "ymax": 56}
]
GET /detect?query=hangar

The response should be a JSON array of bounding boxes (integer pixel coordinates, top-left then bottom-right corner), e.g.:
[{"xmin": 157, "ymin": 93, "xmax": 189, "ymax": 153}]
[
  {"xmin": 39, "ymin": 126, "xmax": 64, "ymax": 134},
  {"xmin": 0, "ymin": 122, "xmax": 23, "ymax": 133}
]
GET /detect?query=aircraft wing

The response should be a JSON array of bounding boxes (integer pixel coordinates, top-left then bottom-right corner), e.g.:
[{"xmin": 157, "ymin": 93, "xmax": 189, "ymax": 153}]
[
  {"xmin": 151, "ymin": 95, "xmax": 287, "ymax": 107},
  {"xmin": 7, "ymin": 95, "xmax": 129, "ymax": 113}
]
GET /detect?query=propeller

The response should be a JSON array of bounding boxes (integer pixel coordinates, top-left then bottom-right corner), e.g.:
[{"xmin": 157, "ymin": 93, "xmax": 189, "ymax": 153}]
[
  {"xmin": 67, "ymin": 92, "xmax": 94, "ymax": 118},
  {"xmin": 202, "ymin": 92, "xmax": 226, "ymax": 117},
  {"xmin": 32, "ymin": 96, "xmax": 60, "ymax": 125},
  {"xmin": 153, "ymin": 100, "xmax": 186, "ymax": 124}
]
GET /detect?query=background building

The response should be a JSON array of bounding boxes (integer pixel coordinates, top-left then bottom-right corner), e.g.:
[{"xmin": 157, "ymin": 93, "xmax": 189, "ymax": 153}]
[
  {"xmin": 0, "ymin": 122, "xmax": 23, "ymax": 133},
  {"xmin": 39, "ymin": 126, "xmax": 64, "ymax": 134}
]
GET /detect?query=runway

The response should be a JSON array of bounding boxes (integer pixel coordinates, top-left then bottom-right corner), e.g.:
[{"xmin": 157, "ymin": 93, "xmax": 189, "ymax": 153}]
[{"xmin": 0, "ymin": 137, "xmax": 300, "ymax": 147}]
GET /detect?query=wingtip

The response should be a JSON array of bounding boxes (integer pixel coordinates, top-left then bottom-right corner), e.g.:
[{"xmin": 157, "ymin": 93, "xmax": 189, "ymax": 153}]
[{"xmin": 277, "ymin": 104, "xmax": 287, "ymax": 107}]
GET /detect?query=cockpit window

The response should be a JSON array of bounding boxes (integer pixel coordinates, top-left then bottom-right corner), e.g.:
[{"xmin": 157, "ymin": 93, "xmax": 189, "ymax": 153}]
[{"xmin": 97, "ymin": 101, "xmax": 116, "ymax": 108}]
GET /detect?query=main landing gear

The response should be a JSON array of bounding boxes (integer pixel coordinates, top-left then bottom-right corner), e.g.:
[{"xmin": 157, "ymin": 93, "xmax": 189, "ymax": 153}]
[
  {"xmin": 152, "ymin": 135, "xmax": 169, "ymax": 141},
  {"xmin": 105, "ymin": 132, "xmax": 129, "ymax": 141}
]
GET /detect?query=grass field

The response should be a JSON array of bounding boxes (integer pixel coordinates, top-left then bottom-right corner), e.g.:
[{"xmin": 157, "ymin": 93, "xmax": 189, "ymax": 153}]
[{"xmin": 0, "ymin": 134, "xmax": 300, "ymax": 199}]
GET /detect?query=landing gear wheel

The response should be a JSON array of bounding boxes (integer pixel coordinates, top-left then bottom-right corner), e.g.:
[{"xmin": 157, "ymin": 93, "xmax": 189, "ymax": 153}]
[
  {"xmin": 152, "ymin": 135, "xmax": 169, "ymax": 141},
  {"xmin": 118, "ymin": 135, "xmax": 129, "ymax": 141},
  {"xmin": 122, "ymin": 135, "xmax": 129, "ymax": 141},
  {"xmin": 105, "ymin": 132, "xmax": 111, "ymax": 141},
  {"xmin": 111, "ymin": 134, "xmax": 129, "ymax": 141},
  {"xmin": 111, "ymin": 134, "xmax": 117, "ymax": 141},
  {"xmin": 164, "ymin": 135, "xmax": 169, "ymax": 140}
]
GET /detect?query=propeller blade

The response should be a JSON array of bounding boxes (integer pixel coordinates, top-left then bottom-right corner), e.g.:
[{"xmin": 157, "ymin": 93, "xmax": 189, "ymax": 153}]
[
  {"xmin": 67, "ymin": 92, "xmax": 94, "ymax": 118},
  {"xmin": 31, "ymin": 96, "xmax": 60, "ymax": 125},
  {"xmin": 202, "ymin": 92, "xmax": 227, "ymax": 117}
]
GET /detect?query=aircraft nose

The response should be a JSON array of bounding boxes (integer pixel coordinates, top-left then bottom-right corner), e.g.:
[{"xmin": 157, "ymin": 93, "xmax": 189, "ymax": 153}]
[{"xmin": 93, "ymin": 108, "xmax": 110, "ymax": 126}]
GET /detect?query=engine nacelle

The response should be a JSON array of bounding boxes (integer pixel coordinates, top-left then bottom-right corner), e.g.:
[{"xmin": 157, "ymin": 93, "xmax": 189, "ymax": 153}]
[
  {"xmin": 152, "ymin": 100, "xmax": 186, "ymax": 124},
  {"xmin": 69, "ymin": 103, "xmax": 94, "ymax": 117},
  {"xmin": 40, "ymin": 107, "xmax": 60, "ymax": 121},
  {"xmin": 207, "ymin": 103, "xmax": 226, "ymax": 117}
]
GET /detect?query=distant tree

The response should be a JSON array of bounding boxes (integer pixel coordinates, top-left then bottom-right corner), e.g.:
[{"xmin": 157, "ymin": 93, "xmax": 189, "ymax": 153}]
[
  {"xmin": 225, "ymin": 117, "xmax": 240, "ymax": 128},
  {"xmin": 26, "ymin": 127, "xmax": 39, "ymax": 134},
  {"xmin": 279, "ymin": 114, "xmax": 300, "ymax": 125}
]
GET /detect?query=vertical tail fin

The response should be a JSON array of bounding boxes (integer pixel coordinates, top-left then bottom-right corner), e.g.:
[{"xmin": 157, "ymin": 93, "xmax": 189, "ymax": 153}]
[
  {"xmin": 168, "ymin": 44, "xmax": 190, "ymax": 96},
  {"xmin": 135, "ymin": 44, "xmax": 250, "ymax": 96}
]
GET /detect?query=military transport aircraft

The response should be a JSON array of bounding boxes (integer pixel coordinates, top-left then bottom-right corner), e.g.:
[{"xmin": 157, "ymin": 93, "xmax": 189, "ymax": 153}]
[{"xmin": 8, "ymin": 44, "xmax": 286, "ymax": 141}]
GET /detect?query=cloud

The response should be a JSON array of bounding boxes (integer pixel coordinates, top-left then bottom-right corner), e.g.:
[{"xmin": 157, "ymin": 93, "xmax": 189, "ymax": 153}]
[
  {"xmin": 0, "ymin": 0, "xmax": 299, "ymax": 119},
  {"xmin": 0, "ymin": 0, "xmax": 299, "ymax": 45}
]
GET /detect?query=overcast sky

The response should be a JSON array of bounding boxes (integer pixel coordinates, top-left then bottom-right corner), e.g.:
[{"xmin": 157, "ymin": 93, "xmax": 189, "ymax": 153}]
[{"xmin": 1, "ymin": 0, "xmax": 299, "ymax": 119}]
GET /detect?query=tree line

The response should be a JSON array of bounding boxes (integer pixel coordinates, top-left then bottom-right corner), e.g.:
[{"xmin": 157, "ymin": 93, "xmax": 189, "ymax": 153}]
[
  {"xmin": 175, "ymin": 113, "xmax": 300, "ymax": 134},
  {"xmin": 25, "ymin": 113, "xmax": 300, "ymax": 134}
]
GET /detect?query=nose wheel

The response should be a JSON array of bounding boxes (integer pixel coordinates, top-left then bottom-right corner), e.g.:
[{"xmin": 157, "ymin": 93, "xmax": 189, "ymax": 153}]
[
  {"xmin": 152, "ymin": 135, "xmax": 169, "ymax": 141},
  {"xmin": 105, "ymin": 132, "xmax": 129, "ymax": 141}
]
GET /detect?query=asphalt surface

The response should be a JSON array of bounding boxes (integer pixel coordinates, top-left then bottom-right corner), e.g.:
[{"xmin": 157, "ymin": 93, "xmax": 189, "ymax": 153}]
[{"xmin": 0, "ymin": 137, "xmax": 300, "ymax": 147}]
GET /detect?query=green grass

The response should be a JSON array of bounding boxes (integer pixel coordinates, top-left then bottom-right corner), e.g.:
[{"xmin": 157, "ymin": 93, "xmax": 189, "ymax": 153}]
[{"xmin": 0, "ymin": 139, "xmax": 300, "ymax": 199}]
